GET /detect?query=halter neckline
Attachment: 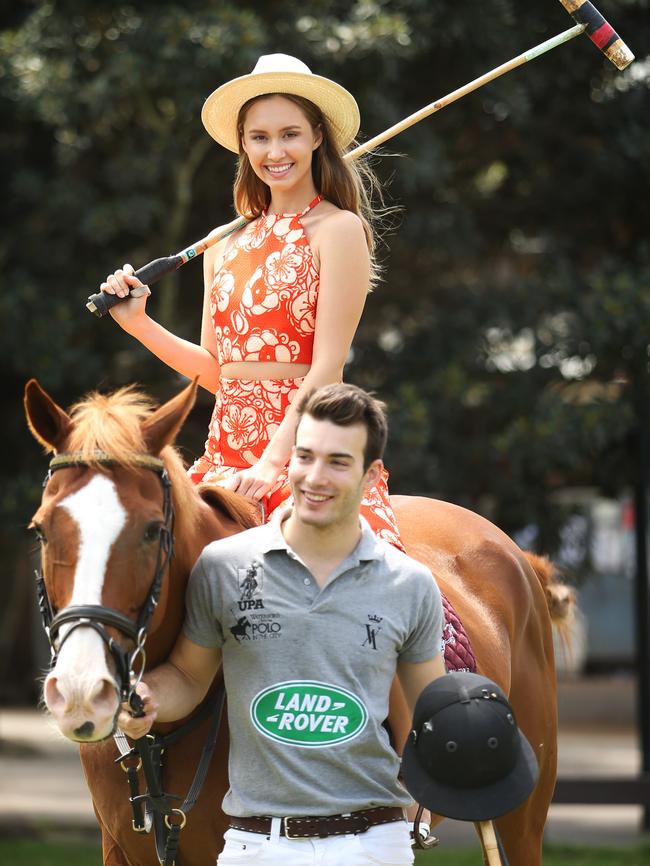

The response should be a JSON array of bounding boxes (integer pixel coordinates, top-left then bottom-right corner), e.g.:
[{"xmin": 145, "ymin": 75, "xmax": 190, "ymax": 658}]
[{"xmin": 262, "ymin": 194, "xmax": 323, "ymax": 219}]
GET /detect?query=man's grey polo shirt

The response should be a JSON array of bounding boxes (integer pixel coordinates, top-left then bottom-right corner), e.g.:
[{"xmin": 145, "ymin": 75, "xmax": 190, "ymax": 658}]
[{"xmin": 183, "ymin": 514, "xmax": 443, "ymax": 817}]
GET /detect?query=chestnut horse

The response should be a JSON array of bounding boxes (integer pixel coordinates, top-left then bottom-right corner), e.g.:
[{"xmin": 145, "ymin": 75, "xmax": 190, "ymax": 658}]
[{"xmin": 25, "ymin": 378, "xmax": 567, "ymax": 866}]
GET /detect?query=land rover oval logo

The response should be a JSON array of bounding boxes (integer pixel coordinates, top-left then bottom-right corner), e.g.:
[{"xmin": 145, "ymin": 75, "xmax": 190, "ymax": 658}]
[{"xmin": 250, "ymin": 680, "xmax": 368, "ymax": 747}]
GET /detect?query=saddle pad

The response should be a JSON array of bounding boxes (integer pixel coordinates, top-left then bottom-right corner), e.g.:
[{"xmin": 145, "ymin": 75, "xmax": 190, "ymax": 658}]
[{"xmin": 441, "ymin": 594, "xmax": 476, "ymax": 672}]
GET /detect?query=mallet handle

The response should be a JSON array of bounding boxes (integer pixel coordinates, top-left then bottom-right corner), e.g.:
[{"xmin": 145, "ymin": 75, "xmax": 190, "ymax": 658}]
[
  {"xmin": 88, "ymin": 10, "xmax": 632, "ymax": 317},
  {"xmin": 476, "ymin": 821, "xmax": 505, "ymax": 866},
  {"xmin": 86, "ymin": 215, "xmax": 246, "ymax": 317},
  {"xmin": 87, "ymin": 255, "xmax": 183, "ymax": 317},
  {"xmin": 349, "ymin": 25, "xmax": 585, "ymax": 159}
]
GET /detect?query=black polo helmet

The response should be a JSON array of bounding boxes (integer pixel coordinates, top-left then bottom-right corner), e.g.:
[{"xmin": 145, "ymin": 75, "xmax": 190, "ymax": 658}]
[{"xmin": 401, "ymin": 672, "xmax": 539, "ymax": 821}]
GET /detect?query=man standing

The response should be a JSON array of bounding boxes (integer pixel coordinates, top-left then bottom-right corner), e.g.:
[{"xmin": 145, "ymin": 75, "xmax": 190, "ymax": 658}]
[{"xmin": 120, "ymin": 383, "xmax": 445, "ymax": 866}]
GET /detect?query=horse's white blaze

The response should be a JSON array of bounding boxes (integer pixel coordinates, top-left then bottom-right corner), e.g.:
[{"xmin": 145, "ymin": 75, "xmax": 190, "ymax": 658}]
[
  {"xmin": 50, "ymin": 474, "xmax": 127, "ymax": 710},
  {"xmin": 62, "ymin": 474, "xmax": 127, "ymax": 607}
]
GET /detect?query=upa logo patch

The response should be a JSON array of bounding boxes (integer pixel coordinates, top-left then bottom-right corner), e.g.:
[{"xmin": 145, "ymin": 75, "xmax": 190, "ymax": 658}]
[
  {"xmin": 237, "ymin": 562, "xmax": 264, "ymax": 611},
  {"xmin": 250, "ymin": 680, "xmax": 368, "ymax": 748}
]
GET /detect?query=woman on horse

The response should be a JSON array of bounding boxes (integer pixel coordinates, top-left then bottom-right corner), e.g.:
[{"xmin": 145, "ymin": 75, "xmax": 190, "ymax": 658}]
[{"xmin": 100, "ymin": 53, "xmax": 404, "ymax": 550}]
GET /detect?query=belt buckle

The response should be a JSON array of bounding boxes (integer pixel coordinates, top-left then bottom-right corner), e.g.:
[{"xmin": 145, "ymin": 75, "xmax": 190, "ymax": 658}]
[{"xmin": 283, "ymin": 816, "xmax": 302, "ymax": 839}]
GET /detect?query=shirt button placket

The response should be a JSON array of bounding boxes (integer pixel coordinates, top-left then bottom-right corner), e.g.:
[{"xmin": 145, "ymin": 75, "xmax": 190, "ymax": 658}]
[{"xmin": 303, "ymin": 574, "xmax": 319, "ymax": 606}]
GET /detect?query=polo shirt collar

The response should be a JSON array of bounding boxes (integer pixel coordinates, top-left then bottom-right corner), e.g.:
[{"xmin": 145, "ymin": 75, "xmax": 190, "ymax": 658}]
[{"xmin": 258, "ymin": 508, "xmax": 384, "ymax": 564}]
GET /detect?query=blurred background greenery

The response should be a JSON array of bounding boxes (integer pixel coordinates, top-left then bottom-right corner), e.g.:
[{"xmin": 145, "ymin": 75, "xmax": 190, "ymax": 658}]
[{"xmin": 1, "ymin": 0, "xmax": 648, "ymax": 700}]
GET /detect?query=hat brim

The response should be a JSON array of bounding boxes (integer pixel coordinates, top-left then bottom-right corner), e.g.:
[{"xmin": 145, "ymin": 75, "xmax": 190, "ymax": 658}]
[
  {"xmin": 401, "ymin": 731, "xmax": 539, "ymax": 822},
  {"xmin": 201, "ymin": 71, "xmax": 360, "ymax": 154}
]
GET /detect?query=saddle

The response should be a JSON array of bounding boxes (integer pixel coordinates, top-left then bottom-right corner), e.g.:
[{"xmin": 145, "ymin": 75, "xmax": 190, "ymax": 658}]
[{"xmin": 441, "ymin": 594, "xmax": 476, "ymax": 672}]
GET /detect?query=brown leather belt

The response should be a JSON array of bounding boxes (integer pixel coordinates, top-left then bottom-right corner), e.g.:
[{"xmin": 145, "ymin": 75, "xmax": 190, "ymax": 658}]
[{"xmin": 229, "ymin": 806, "xmax": 405, "ymax": 839}]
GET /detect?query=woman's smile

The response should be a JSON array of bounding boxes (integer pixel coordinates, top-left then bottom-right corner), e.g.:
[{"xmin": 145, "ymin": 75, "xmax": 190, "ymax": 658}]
[{"xmin": 264, "ymin": 162, "xmax": 294, "ymax": 179}]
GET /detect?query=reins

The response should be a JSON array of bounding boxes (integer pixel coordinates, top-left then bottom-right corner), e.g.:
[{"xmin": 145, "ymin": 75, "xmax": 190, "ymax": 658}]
[
  {"xmin": 36, "ymin": 450, "xmax": 225, "ymax": 866},
  {"xmin": 113, "ymin": 684, "xmax": 226, "ymax": 865}
]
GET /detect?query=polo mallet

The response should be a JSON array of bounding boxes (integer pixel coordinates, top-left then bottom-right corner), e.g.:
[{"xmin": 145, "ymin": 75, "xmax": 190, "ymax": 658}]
[
  {"xmin": 87, "ymin": 0, "xmax": 633, "ymax": 317},
  {"xmin": 476, "ymin": 819, "xmax": 510, "ymax": 866},
  {"xmin": 413, "ymin": 813, "xmax": 510, "ymax": 864}
]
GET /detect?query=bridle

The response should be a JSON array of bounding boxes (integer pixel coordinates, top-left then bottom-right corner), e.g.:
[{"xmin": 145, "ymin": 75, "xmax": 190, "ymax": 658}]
[
  {"xmin": 35, "ymin": 450, "xmax": 174, "ymax": 707},
  {"xmin": 34, "ymin": 448, "xmax": 228, "ymax": 866}
]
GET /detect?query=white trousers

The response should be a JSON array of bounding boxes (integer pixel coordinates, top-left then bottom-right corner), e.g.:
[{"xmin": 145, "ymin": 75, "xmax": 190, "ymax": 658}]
[{"xmin": 216, "ymin": 820, "xmax": 414, "ymax": 866}]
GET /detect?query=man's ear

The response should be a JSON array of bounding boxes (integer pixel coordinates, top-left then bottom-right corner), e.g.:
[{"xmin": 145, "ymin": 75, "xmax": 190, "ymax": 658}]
[{"xmin": 363, "ymin": 459, "xmax": 383, "ymax": 490}]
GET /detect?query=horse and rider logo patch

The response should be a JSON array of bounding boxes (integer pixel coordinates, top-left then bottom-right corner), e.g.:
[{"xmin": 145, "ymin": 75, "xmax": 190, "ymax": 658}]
[
  {"xmin": 250, "ymin": 680, "xmax": 368, "ymax": 747},
  {"xmin": 230, "ymin": 562, "xmax": 283, "ymax": 642},
  {"xmin": 238, "ymin": 562, "xmax": 264, "ymax": 609}
]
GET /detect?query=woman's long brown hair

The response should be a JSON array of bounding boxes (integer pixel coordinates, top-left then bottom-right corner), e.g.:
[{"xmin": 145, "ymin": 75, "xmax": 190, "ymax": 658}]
[{"xmin": 232, "ymin": 93, "xmax": 387, "ymax": 286}]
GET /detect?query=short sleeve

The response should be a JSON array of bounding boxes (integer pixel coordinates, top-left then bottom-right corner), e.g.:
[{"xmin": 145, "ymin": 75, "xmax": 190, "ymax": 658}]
[
  {"xmin": 399, "ymin": 570, "xmax": 444, "ymax": 663},
  {"xmin": 182, "ymin": 553, "xmax": 225, "ymax": 649}
]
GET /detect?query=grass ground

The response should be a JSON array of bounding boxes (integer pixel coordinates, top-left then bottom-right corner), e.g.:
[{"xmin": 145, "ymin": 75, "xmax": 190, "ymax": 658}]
[{"xmin": 1, "ymin": 838, "xmax": 649, "ymax": 865}]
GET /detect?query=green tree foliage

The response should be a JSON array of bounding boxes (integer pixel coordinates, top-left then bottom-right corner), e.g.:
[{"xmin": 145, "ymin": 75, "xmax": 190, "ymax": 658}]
[
  {"xmin": 351, "ymin": 0, "xmax": 649, "ymax": 550},
  {"xmin": 1, "ymin": 1, "xmax": 648, "ymax": 694}
]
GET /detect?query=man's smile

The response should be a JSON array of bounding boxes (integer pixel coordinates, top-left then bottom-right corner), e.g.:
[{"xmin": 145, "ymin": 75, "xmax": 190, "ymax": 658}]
[{"xmin": 301, "ymin": 490, "xmax": 334, "ymax": 503}]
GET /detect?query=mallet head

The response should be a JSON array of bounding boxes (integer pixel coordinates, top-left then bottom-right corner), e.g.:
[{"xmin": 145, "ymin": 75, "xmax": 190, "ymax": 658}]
[{"xmin": 559, "ymin": 0, "xmax": 634, "ymax": 70}]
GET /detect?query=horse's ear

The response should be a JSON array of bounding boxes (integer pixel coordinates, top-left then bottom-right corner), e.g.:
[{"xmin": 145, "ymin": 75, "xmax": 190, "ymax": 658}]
[
  {"xmin": 141, "ymin": 378, "xmax": 198, "ymax": 455},
  {"xmin": 24, "ymin": 378, "xmax": 73, "ymax": 453}
]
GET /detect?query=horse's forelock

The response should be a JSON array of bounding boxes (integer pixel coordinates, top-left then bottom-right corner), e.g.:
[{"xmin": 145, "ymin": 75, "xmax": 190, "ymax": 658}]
[
  {"xmin": 66, "ymin": 387, "xmax": 156, "ymax": 464},
  {"xmin": 61, "ymin": 386, "xmax": 259, "ymax": 549},
  {"xmin": 64, "ymin": 387, "xmax": 205, "ymax": 534}
]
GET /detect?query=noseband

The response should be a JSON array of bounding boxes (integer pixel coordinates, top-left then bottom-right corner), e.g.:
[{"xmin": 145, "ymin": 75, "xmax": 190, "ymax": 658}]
[{"xmin": 35, "ymin": 451, "xmax": 174, "ymax": 706}]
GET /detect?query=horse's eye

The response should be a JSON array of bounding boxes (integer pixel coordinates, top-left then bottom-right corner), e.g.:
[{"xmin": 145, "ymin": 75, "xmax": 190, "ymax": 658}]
[{"xmin": 143, "ymin": 522, "xmax": 162, "ymax": 544}]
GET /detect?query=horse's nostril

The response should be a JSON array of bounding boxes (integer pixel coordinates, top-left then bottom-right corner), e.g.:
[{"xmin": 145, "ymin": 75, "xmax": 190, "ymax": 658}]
[
  {"xmin": 90, "ymin": 678, "xmax": 119, "ymax": 708},
  {"xmin": 73, "ymin": 720, "xmax": 95, "ymax": 739},
  {"xmin": 44, "ymin": 676, "xmax": 66, "ymax": 713}
]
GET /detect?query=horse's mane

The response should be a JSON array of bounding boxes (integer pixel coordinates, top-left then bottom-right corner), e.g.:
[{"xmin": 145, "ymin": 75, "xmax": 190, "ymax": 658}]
[
  {"xmin": 198, "ymin": 484, "xmax": 260, "ymax": 531},
  {"xmin": 65, "ymin": 385, "xmax": 204, "ymax": 532}
]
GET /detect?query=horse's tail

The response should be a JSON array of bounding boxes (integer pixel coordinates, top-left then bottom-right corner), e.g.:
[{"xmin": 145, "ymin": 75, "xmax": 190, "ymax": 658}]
[{"xmin": 524, "ymin": 551, "xmax": 576, "ymax": 656}]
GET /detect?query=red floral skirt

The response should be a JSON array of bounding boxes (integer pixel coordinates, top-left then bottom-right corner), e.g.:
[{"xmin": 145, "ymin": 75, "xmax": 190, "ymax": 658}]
[{"xmin": 188, "ymin": 377, "xmax": 404, "ymax": 550}]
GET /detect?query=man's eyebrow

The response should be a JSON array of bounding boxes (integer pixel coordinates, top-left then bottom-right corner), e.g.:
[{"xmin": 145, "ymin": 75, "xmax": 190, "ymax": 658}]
[{"xmin": 295, "ymin": 447, "xmax": 354, "ymax": 460}]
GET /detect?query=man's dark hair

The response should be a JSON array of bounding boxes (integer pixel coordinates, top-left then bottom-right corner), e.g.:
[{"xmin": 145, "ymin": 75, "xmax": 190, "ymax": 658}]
[{"xmin": 296, "ymin": 383, "xmax": 388, "ymax": 469}]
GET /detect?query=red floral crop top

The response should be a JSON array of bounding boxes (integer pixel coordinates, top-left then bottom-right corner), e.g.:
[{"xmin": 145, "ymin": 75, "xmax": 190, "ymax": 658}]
[{"xmin": 210, "ymin": 195, "xmax": 322, "ymax": 366}]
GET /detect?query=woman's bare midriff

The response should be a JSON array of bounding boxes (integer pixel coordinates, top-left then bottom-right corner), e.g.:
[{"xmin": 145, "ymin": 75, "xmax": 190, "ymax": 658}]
[{"xmin": 220, "ymin": 361, "xmax": 311, "ymax": 381}]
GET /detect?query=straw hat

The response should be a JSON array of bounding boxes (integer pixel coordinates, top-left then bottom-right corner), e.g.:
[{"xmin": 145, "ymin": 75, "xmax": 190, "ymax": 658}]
[{"xmin": 201, "ymin": 54, "xmax": 360, "ymax": 154}]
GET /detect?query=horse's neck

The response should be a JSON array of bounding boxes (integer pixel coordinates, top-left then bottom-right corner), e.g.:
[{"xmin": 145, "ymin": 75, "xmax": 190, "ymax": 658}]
[{"xmin": 145, "ymin": 498, "xmax": 253, "ymax": 666}]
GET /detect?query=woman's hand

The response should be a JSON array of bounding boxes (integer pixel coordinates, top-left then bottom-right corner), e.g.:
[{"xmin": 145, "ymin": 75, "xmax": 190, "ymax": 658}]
[
  {"xmin": 100, "ymin": 263, "xmax": 151, "ymax": 328},
  {"xmin": 218, "ymin": 458, "xmax": 283, "ymax": 502}
]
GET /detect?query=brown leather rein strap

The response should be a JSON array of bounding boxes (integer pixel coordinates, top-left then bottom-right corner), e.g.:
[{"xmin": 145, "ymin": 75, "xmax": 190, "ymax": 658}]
[{"xmin": 230, "ymin": 806, "xmax": 405, "ymax": 839}]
